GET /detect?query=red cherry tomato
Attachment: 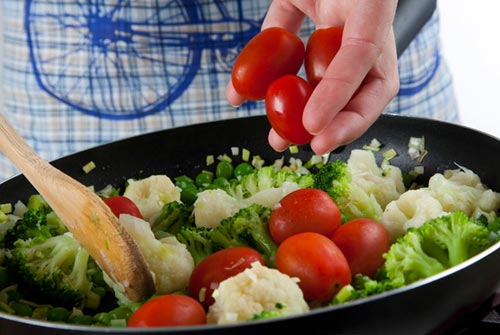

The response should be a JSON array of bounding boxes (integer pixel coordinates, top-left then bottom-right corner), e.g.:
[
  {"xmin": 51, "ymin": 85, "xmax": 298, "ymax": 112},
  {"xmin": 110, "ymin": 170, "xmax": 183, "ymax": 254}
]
[
  {"xmin": 305, "ymin": 26, "xmax": 343, "ymax": 87},
  {"xmin": 269, "ymin": 188, "xmax": 341, "ymax": 244},
  {"xmin": 127, "ymin": 294, "xmax": 206, "ymax": 327},
  {"xmin": 331, "ymin": 218, "xmax": 390, "ymax": 277},
  {"xmin": 265, "ymin": 75, "xmax": 313, "ymax": 145},
  {"xmin": 232, "ymin": 27, "xmax": 305, "ymax": 100},
  {"xmin": 188, "ymin": 247, "xmax": 264, "ymax": 309},
  {"xmin": 103, "ymin": 195, "xmax": 143, "ymax": 219},
  {"xmin": 276, "ymin": 232, "xmax": 351, "ymax": 302}
]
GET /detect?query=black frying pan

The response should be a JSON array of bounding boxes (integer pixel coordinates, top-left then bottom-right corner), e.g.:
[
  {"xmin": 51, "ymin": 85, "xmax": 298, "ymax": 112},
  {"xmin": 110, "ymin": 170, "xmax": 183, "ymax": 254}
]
[{"xmin": 1, "ymin": 114, "xmax": 500, "ymax": 335}]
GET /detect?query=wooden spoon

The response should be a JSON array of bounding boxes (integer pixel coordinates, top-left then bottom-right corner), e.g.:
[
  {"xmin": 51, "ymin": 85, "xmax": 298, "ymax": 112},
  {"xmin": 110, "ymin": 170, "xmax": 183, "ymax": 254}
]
[{"xmin": 0, "ymin": 114, "xmax": 155, "ymax": 302}]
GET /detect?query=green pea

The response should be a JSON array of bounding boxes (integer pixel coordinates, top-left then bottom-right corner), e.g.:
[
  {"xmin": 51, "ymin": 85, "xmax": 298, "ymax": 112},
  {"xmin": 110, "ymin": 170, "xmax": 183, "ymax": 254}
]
[
  {"xmin": 234, "ymin": 162, "xmax": 254, "ymax": 178},
  {"xmin": 212, "ymin": 176, "xmax": 230, "ymax": 189},
  {"xmin": 215, "ymin": 161, "xmax": 234, "ymax": 179},
  {"xmin": 181, "ymin": 184, "xmax": 198, "ymax": 205},
  {"xmin": 47, "ymin": 306, "xmax": 71, "ymax": 322},
  {"xmin": 175, "ymin": 175, "xmax": 195, "ymax": 189},
  {"xmin": 195, "ymin": 171, "xmax": 214, "ymax": 187}
]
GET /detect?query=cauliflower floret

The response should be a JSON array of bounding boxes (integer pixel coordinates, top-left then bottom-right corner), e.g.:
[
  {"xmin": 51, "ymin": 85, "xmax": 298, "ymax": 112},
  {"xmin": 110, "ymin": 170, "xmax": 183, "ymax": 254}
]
[
  {"xmin": 244, "ymin": 181, "xmax": 301, "ymax": 208},
  {"xmin": 124, "ymin": 175, "xmax": 181, "ymax": 223},
  {"xmin": 119, "ymin": 214, "xmax": 194, "ymax": 295},
  {"xmin": 193, "ymin": 189, "xmax": 241, "ymax": 228},
  {"xmin": 207, "ymin": 262, "xmax": 309, "ymax": 325},
  {"xmin": 381, "ymin": 189, "xmax": 446, "ymax": 241},
  {"xmin": 381, "ymin": 165, "xmax": 500, "ymax": 241},
  {"xmin": 428, "ymin": 167, "xmax": 500, "ymax": 216},
  {"xmin": 193, "ymin": 182, "xmax": 301, "ymax": 228},
  {"xmin": 348, "ymin": 149, "xmax": 406, "ymax": 209}
]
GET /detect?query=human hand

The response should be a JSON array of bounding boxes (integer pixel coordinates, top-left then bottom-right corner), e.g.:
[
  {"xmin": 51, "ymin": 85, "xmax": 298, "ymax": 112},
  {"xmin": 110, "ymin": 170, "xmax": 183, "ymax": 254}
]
[{"xmin": 226, "ymin": 0, "xmax": 400, "ymax": 155}]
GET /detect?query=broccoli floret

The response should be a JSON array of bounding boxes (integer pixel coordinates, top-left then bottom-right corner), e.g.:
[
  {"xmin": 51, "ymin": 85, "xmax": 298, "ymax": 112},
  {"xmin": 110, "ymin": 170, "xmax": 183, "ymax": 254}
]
[
  {"xmin": 384, "ymin": 229, "xmax": 447, "ymax": 286},
  {"xmin": 313, "ymin": 159, "xmax": 351, "ymax": 200},
  {"xmin": 314, "ymin": 151, "xmax": 405, "ymax": 222},
  {"xmin": 175, "ymin": 226, "xmax": 214, "ymax": 265},
  {"xmin": 4, "ymin": 209, "xmax": 48, "ymax": 246},
  {"xmin": 333, "ymin": 211, "xmax": 497, "ymax": 305},
  {"xmin": 385, "ymin": 211, "xmax": 495, "ymax": 286},
  {"xmin": 4, "ymin": 209, "xmax": 61, "ymax": 249},
  {"xmin": 210, "ymin": 204, "xmax": 277, "ymax": 267},
  {"xmin": 6, "ymin": 232, "xmax": 108, "ymax": 310},
  {"xmin": 418, "ymin": 211, "xmax": 494, "ymax": 268},
  {"xmin": 314, "ymin": 159, "xmax": 382, "ymax": 221},
  {"xmin": 4, "ymin": 195, "xmax": 67, "ymax": 248},
  {"xmin": 331, "ymin": 274, "xmax": 401, "ymax": 305},
  {"xmin": 151, "ymin": 201, "xmax": 195, "ymax": 239},
  {"xmin": 224, "ymin": 166, "xmax": 313, "ymax": 200}
]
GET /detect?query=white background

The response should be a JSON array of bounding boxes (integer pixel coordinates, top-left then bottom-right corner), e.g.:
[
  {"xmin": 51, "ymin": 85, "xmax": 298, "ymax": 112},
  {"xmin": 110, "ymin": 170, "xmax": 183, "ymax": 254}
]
[
  {"xmin": 439, "ymin": 0, "xmax": 500, "ymax": 139},
  {"xmin": 1, "ymin": 1, "xmax": 500, "ymax": 138}
]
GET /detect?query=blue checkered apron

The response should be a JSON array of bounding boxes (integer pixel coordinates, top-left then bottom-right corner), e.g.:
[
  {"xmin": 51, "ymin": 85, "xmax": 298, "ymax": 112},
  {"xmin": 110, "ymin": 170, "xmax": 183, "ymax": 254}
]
[{"xmin": 0, "ymin": 1, "xmax": 458, "ymax": 181}]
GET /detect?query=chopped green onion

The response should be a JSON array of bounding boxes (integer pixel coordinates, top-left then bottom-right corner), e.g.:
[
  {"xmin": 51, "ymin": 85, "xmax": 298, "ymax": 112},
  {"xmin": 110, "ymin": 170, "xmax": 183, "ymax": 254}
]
[
  {"xmin": 413, "ymin": 166, "xmax": 424, "ymax": 175},
  {"xmin": 289, "ymin": 145, "xmax": 299, "ymax": 154},
  {"xmin": 363, "ymin": 138, "xmax": 382, "ymax": 151},
  {"xmin": 304, "ymin": 154, "xmax": 325, "ymax": 169},
  {"xmin": 242, "ymin": 148, "xmax": 250, "ymax": 162},
  {"xmin": 252, "ymin": 155, "xmax": 265, "ymax": 169},
  {"xmin": 382, "ymin": 148, "xmax": 398, "ymax": 160},
  {"xmin": 231, "ymin": 146, "xmax": 239, "ymax": 156},
  {"xmin": 0, "ymin": 203, "xmax": 12, "ymax": 214},
  {"xmin": 206, "ymin": 155, "xmax": 215, "ymax": 166},
  {"xmin": 333, "ymin": 285, "xmax": 355, "ymax": 304},
  {"xmin": 217, "ymin": 153, "xmax": 232, "ymax": 163},
  {"xmin": 408, "ymin": 136, "xmax": 427, "ymax": 162},
  {"xmin": 408, "ymin": 165, "xmax": 425, "ymax": 182},
  {"xmin": 0, "ymin": 211, "xmax": 8, "ymax": 224},
  {"xmin": 82, "ymin": 161, "xmax": 96, "ymax": 174},
  {"xmin": 273, "ymin": 157, "xmax": 285, "ymax": 170}
]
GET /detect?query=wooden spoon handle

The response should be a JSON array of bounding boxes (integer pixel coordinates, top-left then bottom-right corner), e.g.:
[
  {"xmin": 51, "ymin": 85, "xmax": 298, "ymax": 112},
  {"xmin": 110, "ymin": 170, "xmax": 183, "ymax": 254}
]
[{"xmin": 0, "ymin": 114, "xmax": 155, "ymax": 301}]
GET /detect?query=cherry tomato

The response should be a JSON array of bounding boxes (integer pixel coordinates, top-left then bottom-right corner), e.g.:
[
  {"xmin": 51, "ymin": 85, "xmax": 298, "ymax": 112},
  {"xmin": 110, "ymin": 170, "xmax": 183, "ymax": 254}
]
[
  {"xmin": 127, "ymin": 294, "xmax": 206, "ymax": 327},
  {"xmin": 276, "ymin": 232, "xmax": 351, "ymax": 302},
  {"xmin": 331, "ymin": 218, "xmax": 390, "ymax": 277},
  {"xmin": 188, "ymin": 247, "xmax": 264, "ymax": 309},
  {"xmin": 269, "ymin": 188, "xmax": 341, "ymax": 244},
  {"xmin": 265, "ymin": 75, "xmax": 313, "ymax": 145},
  {"xmin": 232, "ymin": 27, "xmax": 305, "ymax": 100},
  {"xmin": 103, "ymin": 195, "xmax": 143, "ymax": 219},
  {"xmin": 305, "ymin": 26, "xmax": 343, "ymax": 88}
]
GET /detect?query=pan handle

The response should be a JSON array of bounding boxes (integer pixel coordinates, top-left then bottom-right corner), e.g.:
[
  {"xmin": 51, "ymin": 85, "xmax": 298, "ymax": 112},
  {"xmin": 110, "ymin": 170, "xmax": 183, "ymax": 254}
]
[{"xmin": 394, "ymin": 0, "xmax": 437, "ymax": 56}]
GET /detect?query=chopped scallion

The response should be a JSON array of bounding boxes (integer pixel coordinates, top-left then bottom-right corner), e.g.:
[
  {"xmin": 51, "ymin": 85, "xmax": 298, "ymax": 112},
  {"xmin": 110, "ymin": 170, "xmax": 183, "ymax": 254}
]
[{"xmin": 82, "ymin": 161, "xmax": 96, "ymax": 174}]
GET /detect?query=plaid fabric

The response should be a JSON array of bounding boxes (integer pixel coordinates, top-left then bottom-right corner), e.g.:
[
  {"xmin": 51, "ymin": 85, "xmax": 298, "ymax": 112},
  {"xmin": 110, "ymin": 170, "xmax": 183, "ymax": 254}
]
[
  {"xmin": 386, "ymin": 10, "xmax": 459, "ymax": 122},
  {"xmin": 0, "ymin": 2, "xmax": 457, "ymax": 181}
]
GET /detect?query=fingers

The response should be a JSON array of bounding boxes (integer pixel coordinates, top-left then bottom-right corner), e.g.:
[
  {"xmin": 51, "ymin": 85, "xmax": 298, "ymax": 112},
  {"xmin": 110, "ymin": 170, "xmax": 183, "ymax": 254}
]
[
  {"xmin": 225, "ymin": 80, "xmax": 245, "ymax": 107},
  {"xmin": 268, "ymin": 128, "xmax": 292, "ymax": 152},
  {"xmin": 261, "ymin": 0, "xmax": 306, "ymax": 33},
  {"xmin": 303, "ymin": 0, "xmax": 398, "ymax": 134},
  {"xmin": 309, "ymin": 28, "xmax": 400, "ymax": 154},
  {"xmin": 229, "ymin": 0, "xmax": 400, "ymax": 156}
]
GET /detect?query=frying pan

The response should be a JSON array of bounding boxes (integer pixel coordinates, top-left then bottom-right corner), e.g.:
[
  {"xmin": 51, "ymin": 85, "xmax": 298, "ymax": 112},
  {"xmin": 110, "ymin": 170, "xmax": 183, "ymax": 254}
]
[
  {"xmin": 1, "ymin": 114, "xmax": 500, "ymax": 335},
  {"xmin": 4, "ymin": 1, "xmax": 485, "ymax": 333}
]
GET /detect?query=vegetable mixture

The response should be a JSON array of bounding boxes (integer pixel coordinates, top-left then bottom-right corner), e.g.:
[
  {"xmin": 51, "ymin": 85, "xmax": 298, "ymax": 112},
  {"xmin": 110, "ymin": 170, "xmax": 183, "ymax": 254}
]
[{"xmin": 1, "ymin": 140, "xmax": 500, "ymax": 328}]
